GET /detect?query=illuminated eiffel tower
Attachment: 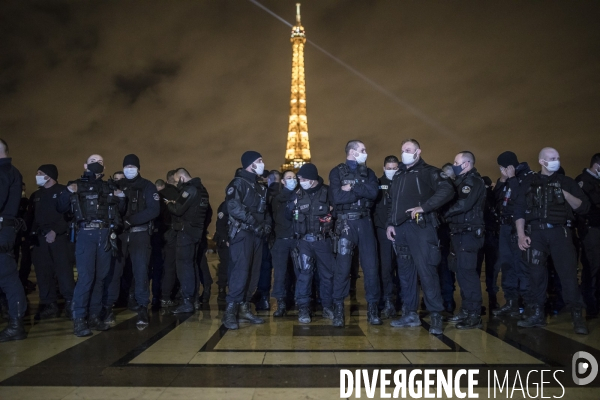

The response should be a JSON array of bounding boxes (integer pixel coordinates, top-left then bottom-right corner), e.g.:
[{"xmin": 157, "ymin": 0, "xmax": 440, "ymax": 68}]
[{"xmin": 281, "ymin": 3, "xmax": 311, "ymax": 173}]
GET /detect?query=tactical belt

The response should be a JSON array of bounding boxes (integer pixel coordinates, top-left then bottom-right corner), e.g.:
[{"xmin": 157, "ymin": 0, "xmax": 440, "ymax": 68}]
[
  {"xmin": 450, "ymin": 226, "xmax": 484, "ymax": 235},
  {"xmin": 130, "ymin": 225, "xmax": 150, "ymax": 233},
  {"xmin": 79, "ymin": 222, "xmax": 109, "ymax": 230},
  {"xmin": 301, "ymin": 233, "xmax": 329, "ymax": 242},
  {"xmin": 528, "ymin": 222, "xmax": 564, "ymax": 230},
  {"xmin": 338, "ymin": 211, "xmax": 369, "ymax": 220},
  {"xmin": 0, "ymin": 217, "xmax": 16, "ymax": 226},
  {"xmin": 499, "ymin": 215, "xmax": 513, "ymax": 225}
]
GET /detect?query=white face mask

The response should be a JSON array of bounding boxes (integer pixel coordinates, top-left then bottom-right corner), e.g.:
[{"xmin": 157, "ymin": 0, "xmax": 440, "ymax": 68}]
[
  {"xmin": 545, "ymin": 160, "xmax": 560, "ymax": 172},
  {"xmin": 253, "ymin": 162, "xmax": 265, "ymax": 176},
  {"xmin": 36, "ymin": 175, "xmax": 48, "ymax": 187},
  {"xmin": 401, "ymin": 151, "xmax": 417, "ymax": 165},
  {"xmin": 300, "ymin": 180, "xmax": 312, "ymax": 190},
  {"xmin": 284, "ymin": 179, "xmax": 297, "ymax": 190},
  {"xmin": 123, "ymin": 167, "xmax": 138, "ymax": 180},
  {"xmin": 384, "ymin": 169, "xmax": 396, "ymax": 180},
  {"xmin": 354, "ymin": 151, "xmax": 368, "ymax": 164}
]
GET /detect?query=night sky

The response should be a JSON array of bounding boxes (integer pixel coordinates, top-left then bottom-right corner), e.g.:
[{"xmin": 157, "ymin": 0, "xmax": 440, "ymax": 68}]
[{"xmin": 2, "ymin": 1, "xmax": 599, "ymax": 232}]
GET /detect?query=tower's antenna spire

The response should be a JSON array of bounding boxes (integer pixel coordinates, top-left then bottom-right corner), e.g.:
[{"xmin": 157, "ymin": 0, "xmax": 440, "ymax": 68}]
[{"xmin": 296, "ymin": 3, "xmax": 301, "ymax": 24}]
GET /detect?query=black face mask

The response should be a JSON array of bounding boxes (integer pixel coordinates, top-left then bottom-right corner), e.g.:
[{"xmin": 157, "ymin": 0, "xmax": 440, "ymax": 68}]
[{"xmin": 87, "ymin": 162, "xmax": 104, "ymax": 174}]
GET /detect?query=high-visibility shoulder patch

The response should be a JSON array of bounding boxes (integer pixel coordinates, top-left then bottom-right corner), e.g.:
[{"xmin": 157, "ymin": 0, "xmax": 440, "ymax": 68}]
[
  {"xmin": 218, "ymin": 212, "xmax": 224, "ymax": 219},
  {"xmin": 153, "ymin": 193, "xmax": 160, "ymax": 201},
  {"xmin": 182, "ymin": 191, "xmax": 189, "ymax": 198},
  {"xmin": 227, "ymin": 187, "xmax": 234, "ymax": 195}
]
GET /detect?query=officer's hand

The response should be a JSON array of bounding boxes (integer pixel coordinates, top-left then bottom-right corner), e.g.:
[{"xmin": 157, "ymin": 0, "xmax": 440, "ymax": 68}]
[
  {"xmin": 505, "ymin": 165, "xmax": 516, "ymax": 178},
  {"xmin": 406, "ymin": 206, "xmax": 424, "ymax": 219},
  {"xmin": 518, "ymin": 235, "xmax": 531, "ymax": 251},
  {"xmin": 226, "ymin": 241, "xmax": 229, "ymax": 247},
  {"xmin": 114, "ymin": 189, "xmax": 125, "ymax": 198},
  {"xmin": 386, "ymin": 226, "xmax": 396, "ymax": 241},
  {"xmin": 68, "ymin": 183, "xmax": 78, "ymax": 193},
  {"xmin": 45, "ymin": 230, "xmax": 56, "ymax": 244},
  {"xmin": 341, "ymin": 184, "xmax": 352, "ymax": 192}
]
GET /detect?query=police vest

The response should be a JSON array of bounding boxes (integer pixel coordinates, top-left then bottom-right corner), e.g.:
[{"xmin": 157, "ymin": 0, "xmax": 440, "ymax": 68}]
[
  {"xmin": 73, "ymin": 179, "xmax": 116, "ymax": 223},
  {"xmin": 526, "ymin": 176, "xmax": 571, "ymax": 225},
  {"xmin": 235, "ymin": 177, "xmax": 267, "ymax": 215},
  {"xmin": 294, "ymin": 185, "xmax": 333, "ymax": 236},
  {"xmin": 124, "ymin": 185, "xmax": 146, "ymax": 218},
  {"xmin": 335, "ymin": 163, "xmax": 374, "ymax": 213}
]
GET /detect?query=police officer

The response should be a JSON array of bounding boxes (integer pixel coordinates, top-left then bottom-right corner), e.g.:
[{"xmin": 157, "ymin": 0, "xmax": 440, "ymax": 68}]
[
  {"xmin": 575, "ymin": 153, "xmax": 600, "ymax": 317},
  {"xmin": 438, "ymin": 162, "xmax": 457, "ymax": 313},
  {"xmin": 28, "ymin": 164, "xmax": 75, "ymax": 320},
  {"xmin": 492, "ymin": 151, "xmax": 535, "ymax": 317},
  {"xmin": 386, "ymin": 139, "xmax": 454, "ymax": 335},
  {"xmin": 374, "ymin": 156, "xmax": 400, "ymax": 319},
  {"xmin": 222, "ymin": 151, "xmax": 271, "ymax": 330},
  {"xmin": 288, "ymin": 163, "xmax": 335, "ymax": 323},
  {"xmin": 330, "ymin": 140, "xmax": 382, "ymax": 327},
  {"xmin": 213, "ymin": 201, "xmax": 230, "ymax": 303},
  {"xmin": 101, "ymin": 155, "xmax": 160, "ymax": 328},
  {"xmin": 514, "ymin": 147, "xmax": 590, "ymax": 334},
  {"xmin": 166, "ymin": 168, "xmax": 210, "ymax": 314},
  {"xmin": 444, "ymin": 152, "xmax": 486, "ymax": 329},
  {"xmin": 57, "ymin": 154, "xmax": 125, "ymax": 336},
  {"xmin": 0, "ymin": 139, "xmax": 28, "ymax": 342},
  {"xmin": 157, "ymin": 176, "xmax": 180, "ymax": 307},
  {"xmin": 478, "ymin": 176, "xmax": 500, "ymax": 312},
  {"xmin": 270, "ymin": 170, "xmax": 298, "ymax": 316}
]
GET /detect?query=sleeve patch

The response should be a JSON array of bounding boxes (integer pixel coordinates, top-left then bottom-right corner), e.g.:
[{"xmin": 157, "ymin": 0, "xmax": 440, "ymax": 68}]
[
  {"xmin": 182, "ymin": 191, "xmax": 189, "ymax": 198},
  {"xmin": 227, "ymin": 187, "xmax": 234, "ymax": 195},
  {"xmin": 153, "ymin": 193, "xmax": 160, "ymax": 201},
  {"xmin": 578, "ymin": 181, "xmax": 584, "ymax": 188},
  {"xmin": 461, "ymin": 185, "xmax": 472, "ymax": 194},
  {"xmin": 218, "ymin": 212, "xmax": 224, "ymax": 219}
]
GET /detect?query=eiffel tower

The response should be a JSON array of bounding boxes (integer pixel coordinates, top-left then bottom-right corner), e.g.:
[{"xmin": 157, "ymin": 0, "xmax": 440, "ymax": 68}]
[{"xmin": 281, "ymin": 3, "xmax": 311, "ymax": 173}]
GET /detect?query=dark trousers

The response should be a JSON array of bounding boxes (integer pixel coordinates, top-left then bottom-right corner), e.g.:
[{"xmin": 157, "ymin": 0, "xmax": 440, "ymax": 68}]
[
  {"xmin": 376, "ymin": 227, "xmax": 396, "ymax": 301},
  {"xmin": 295, "ymin": 238, "xmax": 335, "ymax": 308},
  {"xmin": 451, "ymin": 231, "xmax": 484, "ymax": 313},
  {"xmin": 176, "ymin": 231, "xmax": 199, "ymax": 299},
  {"xmin": 32, "ymin": 234, "xmax": 75, "ymax": 303},
  {"xmin": 527, "ymin": 227, "xmax": 583, "ymax": 308},
  {"xmin": 226, "ymin": 229, "xmax": 262, "ymax": 303},
  {"xmin": 496, "ymin": 224, "xmax": 530, "ymax": 302},
  {"xmin": 149, "ymin": 231, "xmax": 164, "ymax": 302},
  {"xmin": 581, "ymin": 226, "xmax": 600, "ymax": 314},
  {"xmin": 333, "ymin": 216, "xmax": 381, "ymax": 303},
  {"xmin": 196, "ymin": 238, "xmax": 213, "ymax": 291},
  {"xmin": 271, "ymin": 238, "xmax": 297, "ymax": 300},
  {"xmin": 73, "ymin": 228, "xmax": 111, "ymax": 318},
  {"xmin": 216, "ymin": 244, "xmax": 229, "ymax": 287},
  {"xmin": 256, "ymin": 240, "xmax": 272, "ymax": 296},
  {"xmin": 16, "ymin": 234, "xmax": 32, "ymax": 287},
  {"xmin": 0, "ymin": 227, "xmax": 28, "ymax": 318},
  {"xmin": 438, "ymin": 224, "xmax": 456, "ymax": 304},
  {"xmin": 393, "ymin": 221, "xmax": 444, "ymax": 313},
  {"xmin": 161, "ymin": 230, "xmax": 177, "ymax": 299}
]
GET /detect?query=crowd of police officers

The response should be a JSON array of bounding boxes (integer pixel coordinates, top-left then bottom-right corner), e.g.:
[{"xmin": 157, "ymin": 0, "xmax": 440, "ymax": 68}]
[{"xmin": 0, "ymin": 137, "xmax": 598, "ymax": 342}]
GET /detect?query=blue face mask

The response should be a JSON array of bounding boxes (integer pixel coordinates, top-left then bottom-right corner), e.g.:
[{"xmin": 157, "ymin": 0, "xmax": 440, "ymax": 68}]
[
  {"xmin": 284, "ymin": 179, "xmax": 297, "ymax": 191},
  {"xmin": 452, "ymin": 163, "xmax": 464, "ymax": 177}
]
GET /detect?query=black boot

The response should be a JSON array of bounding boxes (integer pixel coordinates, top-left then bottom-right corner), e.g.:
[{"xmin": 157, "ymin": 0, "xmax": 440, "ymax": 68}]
[
  {"xmin": 456, "ymin": 311, "xmax": 482, "ymax": 330},
  {"xmin": 0, "ymin": 318, "xmax": 27, "ymax": 342},
  {"xmin": 222, "ymin": 302, "xmax": 239, "ymax": 330},
  {"xmin": 172, "ymin": 297, "xmax": 195, "ymax": 314},
  {"xmin": 298, "ymin": 305, "xmax": 312, "ymax": 324},
  {"xmin": 127, "ymin": 293, "xmax": 138, "ymax": 311},
  {"xmin": 160, "ymin": 298, "xmax": 179, "ymax": 308},
  {"xmin": 429, "ymin": 312, "xmax": 444, "ymax": 335},
  {"xmin": 194, "ymin": 297, "xmax": 202, "ymax": 310},
  {"xmin": 517, "ymin": 304, "xmax": 546, "ymax": 328},
  {"xmin": 273, "ymin": 299, "xmax": 287, "ymax": 317},
  {"xmin": 322, "ymin": 306, "xmax": 334, "ymax": 320},
  {"xmin": 137, "ymin": 306, "xmax": 149, "ymax": 328},
  {"xmin": 448, "ymin": 308, "xmax": 469, "ymax": 324},
  {"xmin": 572, "ymin": 308, "xmax": 589, "ymax": 335},
  {"xmin": 88, "ymin": 314, "xmax": 110, "ymax": 331},
  {"xmin": 0, "ymin": 296, "xmax": 9, "ymax": 320},
  {"xmin": 488, "ymin": 293, "xmax": 498, "ymax": 312},
  {"xmin": 73, "ymin": 317, "xmax": 92, "ymax": 337},
  {"xmin": 217, "ymin": 286, "xmax": 227, "ymax": 303},
  {"xmin": 332, "ymin": 302, "xmax": 345, "ymax": 327},
  {"xmin": 380, "ymin": 299, "xmax": 397, "ymax": 320},
  {"xmin": 492, "ymin": 299, "xmax": 520, "ymax": 317},
  {"xmin": 238, "ymin": 302, "xmax": 264, "ymax": 324},
  {"xmin": 367, "ymin": 302, "xmax": 382, "ymax": 325},
  {"xmin": 35, "ymin": 302, "xmax": 60, "ymax": 320},
  {"xmin": 64, "ymin": 300, "xmax": 73, "ymax": 320},
  {"xmin": 255, "ymin": 295, "xmax": 270, "ymax": 311},
  {"xmin": 201, "ymin": 286, "xmax": 212, "ymax": 303},
  {"xmin": 103, "ymin": 305, "xmax": 115, "ymax": 326}
]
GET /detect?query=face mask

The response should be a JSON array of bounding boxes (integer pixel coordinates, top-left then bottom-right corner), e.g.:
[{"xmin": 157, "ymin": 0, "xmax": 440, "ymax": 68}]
[
  {"xmin": 284, "ymin": 179, "xmax": 297, "ymax": 191},
  {"xmin": 36, "ymin": 175, "xmax": 48, "ymax": 186},
  {"xmin": 87, "ymin": 162, "xmax": 104, "ymax": 174},
  {"xmin": 401, "ymin": 152, "xmax": 417, "ymax": 165},
  {"xmin": 354, "ymin": 152, "xmax": 368, "ymax": 164},
  {"xmin": 384, "ymin": 169, "xmax": 396, "ymax": 180},
  {"xmin": 452, "ymin": 163, "xmax": 465, "ymax": 177},
  {"xmin": 123, "ymin": 167, "xmax": 138, "ymax": 180},
  {"xmin": 545, "ymin": 160, "xmax": 560, "ymax": 172},
  {"xmin": 253, "ymin": 162, "xmax": 265, "ymax": 176},
  {"xmin": 300, "ymin": 180, "xmax": 312, "ymax": 190}
]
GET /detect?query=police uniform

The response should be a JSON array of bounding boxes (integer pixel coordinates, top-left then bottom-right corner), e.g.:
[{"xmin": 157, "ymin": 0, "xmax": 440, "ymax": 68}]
[
  {"xmin": 0, "ymin": 156, "xmax": 28, "ymax": 342},
  {"xmin": 57, "ymin": 169, "xmax": 125, "ymax": 336},
  {"xmin": 168, "ymin": 177, "xmax": 210, "ymax": 313},
  {"xmin": 387, "ymin": 158, "xmax": 454, "ymax": 334},
  {"xmin": 478, "ymin": 179, "xmax": 500, "ymax": 311},
  {"xmin": 329, "ymin": 160, "xmax": 382, "ymax": 326},
  {"xmin": 514, "ymin": 170, "xmax": 590, "ymax": 334},
  {"xmin": 492, "ymin": 161, "xmax": 535, "ymax": 316},
  {"xmin": 373, "ymin": 173, "xmax": 398, "ymax": 319},
  {"xmin": 575, "ymin": 168, "xmax": 600, "ymax": 316},
  {"xmin": 28, "ymin": 165, "xmax": 75, "ymax": 320},
  {"xmin": 158, "ymin": 183, "xmax": 180, "ymax": 306},
  {"xmin": 213, "ymin": 201, "xmax": 230, "ymax": 301},
  {"xmin": 196, "ymin": 203, "xmax": 213, "ymax": 306},
  {"xmin": 444, "ymin": 168, "xmax": 486, "ymax": 329}
]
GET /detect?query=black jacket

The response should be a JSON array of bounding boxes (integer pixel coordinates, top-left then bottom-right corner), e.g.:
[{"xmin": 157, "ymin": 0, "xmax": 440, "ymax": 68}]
[
  {"xmin": 329, "ymin": 161, "xmax": 378, "ymax": 213},
  {"xmin": 387, "ymin": 158, "xmax": 455, "ymax": 227},
  {"xmin": 373, "ymin": 174, "xmax": 393, "ymax": 229},
  {"xmin": 575, "ymin": 169, "xmax": 600, "ymax": 226},
  {"xmin": 168, "ymin": 177, "xmax": 210, "ymax": 240},
  {"xmin": 271, "ymin": 184, "xmax": 295, "ymax": 239},
  {"xmin": 493, "ymin": 162, "xmax": 535, "ymax": 221},
  {"xmin": 27, "ymin": 183, "xmax": 70, "ymax": 236},
  {"xmin": 214, "ymin": 201, "xmax": 229, "ymax": 246},
  {"xmin": 119, "ymin": 174, "xmax": 160, "ymax": 227},
  {"xmin": 444, "ymin": 168, "xmax": 486, "ymax": 229},
  {"xmin": 225, "ymin": 169, "xmax": 271, "ymax": 227},
  {"xmin": 0, "ymin": 158, "xmax": 23, "ymax": 219}
]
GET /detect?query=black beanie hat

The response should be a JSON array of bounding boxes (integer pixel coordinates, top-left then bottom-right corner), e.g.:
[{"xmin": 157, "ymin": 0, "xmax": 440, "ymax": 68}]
[
  {"xmin": 123, "ymin": 154, "xmax": 140, "ymax": 169},
  {"xmin": 497, "ymin": 151, "xmax": 519, "ymax": 168},
  {"xmin": 38, "ymin": 164, "xmax": 58, "ymax": 181},
  {"xmin": 241, "ymin": 151, "xmax": 262, "ymax": 169},
  {"xmin": 297, "ymin": 163, "xmax": 319, "ymax": 181}
]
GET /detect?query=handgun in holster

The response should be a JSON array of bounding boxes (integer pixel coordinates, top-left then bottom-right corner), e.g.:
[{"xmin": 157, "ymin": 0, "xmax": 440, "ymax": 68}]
[{"xmin": 228, "ymin": 218, "xmax": 241, "ymax": 240}]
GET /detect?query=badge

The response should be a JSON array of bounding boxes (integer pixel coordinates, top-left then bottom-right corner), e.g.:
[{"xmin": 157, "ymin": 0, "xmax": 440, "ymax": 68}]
[
  {"xmin": 218, "ymin": 212, "xmax": 224, "ymax": 219},
  {"xmin": 153, "ymin": 193, "xmax": 159, "ymax": 201},
  {"xmin": 462, "ymin": 186, "xmax": 471, "ymax": 194},
  {"xmin": 52, "ymin": 194, "xmax": 57, "ymax": 199},
  {"xmin": 182, "ymin": 191, "xmax": 189, "ymax": 198},
  {"xmin": 379, "ymin": 185, "xmax": 388, "ymax": 190},
  {"xmin": 227, "ymin": 187, "xmax": 234, "ymax": 195}
]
